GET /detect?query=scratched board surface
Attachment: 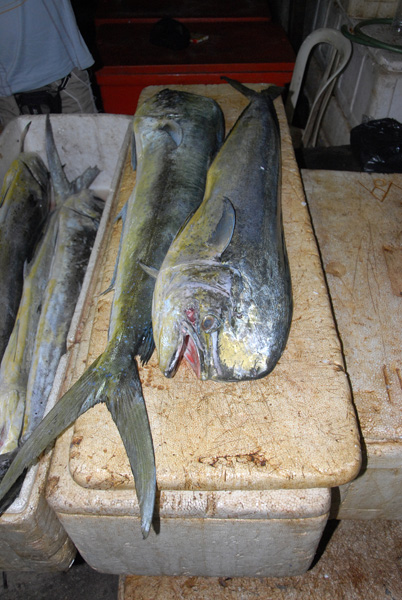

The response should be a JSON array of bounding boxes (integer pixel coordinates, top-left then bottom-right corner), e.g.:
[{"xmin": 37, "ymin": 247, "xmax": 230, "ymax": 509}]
[
  {"xmin": 303, "ymin": 170, "xmax": 402, "ymax": 443},
  {"xmin": 50, "ymin": 85, "xmax": 361, "ymax": 500}
]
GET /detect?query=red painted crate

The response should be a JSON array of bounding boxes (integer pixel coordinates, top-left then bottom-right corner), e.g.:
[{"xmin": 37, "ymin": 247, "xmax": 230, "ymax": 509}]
[
  {"xmin": 95, "ymin": 0, "xmax": 272, "ymax": 21},
  {"xmin": 95, "ymin": 19, "xmax": 295, "ymax": 114}
]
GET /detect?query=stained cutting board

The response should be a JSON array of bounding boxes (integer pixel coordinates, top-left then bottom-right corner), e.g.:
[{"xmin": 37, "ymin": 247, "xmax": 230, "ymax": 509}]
[
  {"xmin": 302, "ymin": 169, "xmax": 402, "ymax": 519},
  {"xmin": 302, "ymin": 170, "xmax": 402, "ymax": 442}
]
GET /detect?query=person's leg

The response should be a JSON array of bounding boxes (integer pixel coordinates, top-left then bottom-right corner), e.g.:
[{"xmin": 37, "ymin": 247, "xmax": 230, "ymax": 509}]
[
  {"xmin": 0, "ymin": 95, "xmax": 21, "ymax": 131},
  {"xmin": 59, "ymin": 68, "xmax": 98, "ymax": 114},
  {"xmin": 0, "ymin": 67, "xmax": 98, "ymax": 131}
]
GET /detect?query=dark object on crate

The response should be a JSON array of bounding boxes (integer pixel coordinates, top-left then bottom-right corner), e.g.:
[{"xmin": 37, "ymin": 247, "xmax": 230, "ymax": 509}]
[
  {"xmin": 150, "ymin": 17, "xmax": 191, "ymax": 50},
  {"xmin": 350, "ymin": 118, "xmax": 402, "ymax": 173},
  {"xmin": 295, "ymin": 145, "xmax": 361, "ymax": 171}
]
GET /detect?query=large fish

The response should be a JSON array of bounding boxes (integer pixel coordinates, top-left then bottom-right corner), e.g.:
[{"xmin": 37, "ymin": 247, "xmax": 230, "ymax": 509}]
[
  {"xmin": 0, "ymin": 115, "xmax": 103, "ymax": 456},
  {"xmin": 0, "ymin": 123, "xmax": 50, "ymax": 361},
  {"xmin": 0, "ymin": 90, "xmax": 225, "ymax": 537},
  {"xmin": 152, "ymin": 79, "xmax": 293, "ymax": 382}
]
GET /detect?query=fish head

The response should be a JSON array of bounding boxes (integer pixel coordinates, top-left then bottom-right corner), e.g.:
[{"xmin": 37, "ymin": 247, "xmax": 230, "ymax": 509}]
[
  {"xmin": 132, "ymin": 89, "xmax": 225, "ymax": 169},
  {"xmin": 154, "ymin": 262, "xmax": 280, "ymax": 381}
]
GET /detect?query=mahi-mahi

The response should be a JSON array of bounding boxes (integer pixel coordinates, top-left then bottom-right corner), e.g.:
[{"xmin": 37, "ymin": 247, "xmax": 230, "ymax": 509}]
[
  {"xmin": 152, "ymin": 79, "xmax": 293, "ymax": 382},
  {"xmin": 0, "ymin": 115, "xmax": 103, "ymax": 456},
  {"xmin": 0, "ymin": 123, "xmax": 50, "ymax": 361},
  {"xmin": 0, "ymin": 89, "xmax": 225, "ymax": 537}
]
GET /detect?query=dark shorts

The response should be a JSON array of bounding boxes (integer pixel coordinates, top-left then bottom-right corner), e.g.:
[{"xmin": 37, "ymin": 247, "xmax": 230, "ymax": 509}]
[{"xmin": 0, "ymin": 68, "xmax": 98, "ymax": 130}]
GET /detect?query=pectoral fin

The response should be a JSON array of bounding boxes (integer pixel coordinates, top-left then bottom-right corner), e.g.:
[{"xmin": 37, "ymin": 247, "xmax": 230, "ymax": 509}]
[
  {"xmin": 206, "ymin": 196, "xmax": 236, "ymax": 255},
  {"xmin": 175, "ymin": 196, "xmax": 236, "ymax": 264},
  {"xmin": 139, "ymin": 262, "xmax": 158, "ymax": 279}
]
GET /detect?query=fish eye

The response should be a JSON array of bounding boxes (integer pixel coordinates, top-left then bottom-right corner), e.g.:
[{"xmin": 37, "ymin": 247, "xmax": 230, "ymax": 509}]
[{"xmin": 201, "ymin": 314, "xmax": 220, "ymax": 334}]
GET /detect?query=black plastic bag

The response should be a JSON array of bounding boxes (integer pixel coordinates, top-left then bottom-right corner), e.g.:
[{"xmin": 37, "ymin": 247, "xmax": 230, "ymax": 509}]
[
  {"xmin": 350, "ymin": 118, "xmax": 402, "ymax": 173},
  {"xmin": 150, "ymin": 17, "xmax": 191, "ymax": 51}
]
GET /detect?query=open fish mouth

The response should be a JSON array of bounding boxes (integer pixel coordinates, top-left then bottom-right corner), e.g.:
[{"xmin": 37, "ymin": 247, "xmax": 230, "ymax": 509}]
[{"xmin": 165, "ymin": 324, "xmax": 202, "ymax": 379}]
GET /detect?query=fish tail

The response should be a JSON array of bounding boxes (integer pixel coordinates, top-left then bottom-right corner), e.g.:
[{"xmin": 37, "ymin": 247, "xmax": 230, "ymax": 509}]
[
  {"xmin": 106, "ymin": 355, "xmax": 156, "ymax": 538},
  {"xmin": 0, "ymin": 354, "xmax": 104, "ymax": 512},
  {"xmin": 221, "ymin": 76, "xmax": 284, "ymax": 101},
  {"xmin": 0, "ymin": 348, "xmax": 156, "ymax": 538}
]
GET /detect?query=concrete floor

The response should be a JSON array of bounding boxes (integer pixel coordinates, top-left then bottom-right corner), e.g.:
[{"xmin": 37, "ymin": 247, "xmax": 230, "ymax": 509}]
[{"xmin": 2, "ymin": 518, "xmax": 401, "ymax": 600}]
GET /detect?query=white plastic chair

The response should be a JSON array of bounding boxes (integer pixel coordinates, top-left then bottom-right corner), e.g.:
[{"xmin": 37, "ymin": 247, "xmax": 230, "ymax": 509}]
[{"xmin": 285, "ymin": 27, "xmax": 353, "ymax": 147}]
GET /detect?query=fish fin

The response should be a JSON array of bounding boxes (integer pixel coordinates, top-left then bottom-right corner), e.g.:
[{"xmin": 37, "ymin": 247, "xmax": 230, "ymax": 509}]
[
  {"xmin": 173, "ymin": 205, "xmax": 198, "ymax": 241},
  {"xmin": 71, "ymin": 166, "xmax": 101, "ymax": 194},
  {"xmin": 45, "ymin": 115, "xmax": 72, "ymax": 203},
  {"xmin": 0, "ymin": 349, "xmax": 157, "ymax": 537},
  {"xmin": 107, "ymin": 359, "xmax": 156, "ymax": 538},
  {"xmin": 173, "ymin": 197, "xmax": 235, "ymax": 264},
  {"xmin": 131, "ymin": 131, "xmax": 137, "ymax": 170},
  {"xmin": 0, "ymin": 449, "xmax": 26, "ymax": 513},
  {"xmin": 19, "ymin": 121, "xmax": 32, "ymax": 153},
  {"xmin": 137, "ymin": 323, "xmax": 155, "ymax": 365},
  {"xmin": 221, "ymin": 77, "xmax": 284, "ymax": 102},
  {"xmin": 139, "ymin": 262, "xmax": 159, "ymax": 279},
  {"xmin": 161, "ymin": 121, "xmax": 183, "ymax": 147},
  {"xmin": 206, "ymin": 196, "xmax": 236, "ymax": 256},
  {"xmin": 101, "ymin": 204, "xmax": 128, "ymax": 296},
  {"xmin": 0, "ymin": 353, "xmax": 105, "ymax": 512},
  {"xmin": 0, "ymin": 168, "xmax": 15, "ymax": 210}
]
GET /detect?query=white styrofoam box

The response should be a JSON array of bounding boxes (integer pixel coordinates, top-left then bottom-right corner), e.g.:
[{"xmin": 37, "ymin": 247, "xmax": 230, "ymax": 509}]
[
  {"xmin": 337, "ymin": 444, "xmax": 402, "ymax": 519},
  {"xmin": 338, "ymin": 0, "xmax": 398, "ymax": 18},
  {"xmin": 302, "ymin": 170, "xmax": 402, "ymax": 521},
  {"xmin": 49, "ymin": 487, "xmax": 331, "ymax": 578},
  {"xmin": 0, "ymin": 113, "xmax": 132, "ymax": 571},
  {"xmin": 303, "ymin": 0, "xmax": 402, "ymax": 145},
  {"xmin": 0, "ymin": 113, "xmax": 133, "ymax": 201}
]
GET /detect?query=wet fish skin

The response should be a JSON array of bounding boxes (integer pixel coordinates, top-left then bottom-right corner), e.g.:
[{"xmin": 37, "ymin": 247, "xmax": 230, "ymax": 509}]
[
  {"xmin": 0, "ymin": 136, "xmax": 50, "ymax": 361},
  {"xmin": 0, "ymin": 211, "xmax": 59, "ymax": 455},
  {"xmin": 0, "ymin": 90, "xmax": 225, "ymax": 536},
  {"xmin": 152, "ymin": 80, "xmax": 293, "ymax": 382},
  {"xmin": 23, "ymin": 189, "xmax": 104, "ymax": 441},
  {"xmin": 0, "ymin": 115, "xmax": 103, "ymax": 455}
]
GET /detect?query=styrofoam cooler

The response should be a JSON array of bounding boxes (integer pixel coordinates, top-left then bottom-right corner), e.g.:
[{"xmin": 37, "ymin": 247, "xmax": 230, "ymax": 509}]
[
  {"xmin": 44, "ymin": 85, "xmax": 361, "ymax": 578},
  {"xmin": 0, "ymin": 113, "xmax": 132, "ymax": 570},
  {"xmin": 302, "ymin": 169, "xmax": 402, "ymax": 520}
]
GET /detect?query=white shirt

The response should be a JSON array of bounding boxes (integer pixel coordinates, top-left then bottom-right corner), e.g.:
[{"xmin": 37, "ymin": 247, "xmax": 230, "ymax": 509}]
[{"xmin": 0, "ymin": 0, "xmax": 94, "ymax": 96}]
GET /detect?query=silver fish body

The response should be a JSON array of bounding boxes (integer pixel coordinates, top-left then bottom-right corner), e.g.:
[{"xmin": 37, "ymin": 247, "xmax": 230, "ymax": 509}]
[
  {"xmin": 23, "ymin": 189, "xmax": 104, "ymax": 441},
  {"xmin": 0, "ymin": 116, "xmax": 103, "ymax": 455},
  {"xmin": 153, "ymin": 80, "xmax": 293, "ymax": 382},
  {"xmin": 0, "ymin": 146, "xmax": 50, "ymax": 361},
  {"xmin": 0, "ymin": 90, "xmax": 225, "ymax": 535},
  {"xmin": 0, "ymin": 207, "xmax": 59, "ymax": 454}
]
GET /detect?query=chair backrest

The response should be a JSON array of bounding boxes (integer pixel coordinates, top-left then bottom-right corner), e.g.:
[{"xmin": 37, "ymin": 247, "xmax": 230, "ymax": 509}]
[{"xmin": 285, "ymin": 27, "xmax": 352, "ymax": 147}]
